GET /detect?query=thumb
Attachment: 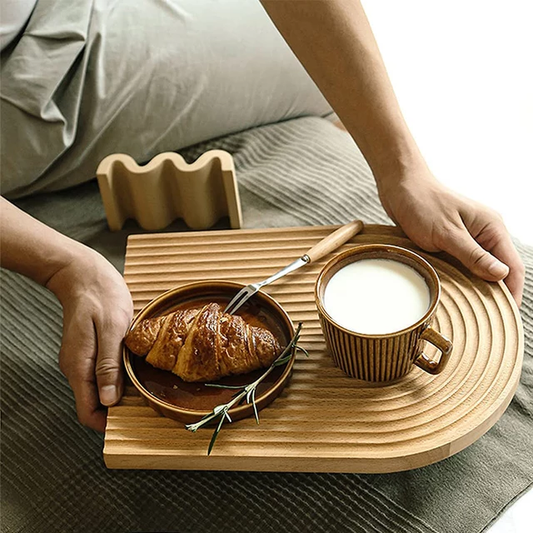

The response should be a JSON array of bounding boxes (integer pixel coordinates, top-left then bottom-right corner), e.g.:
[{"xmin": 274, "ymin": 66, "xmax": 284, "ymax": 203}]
[
  {"xmin": 95, "ymin": 320, "xmax": 125, "ymax": 407},
  {"xmin": 442, "ymin": 228, "xmax": 509, "ymax": 281}
]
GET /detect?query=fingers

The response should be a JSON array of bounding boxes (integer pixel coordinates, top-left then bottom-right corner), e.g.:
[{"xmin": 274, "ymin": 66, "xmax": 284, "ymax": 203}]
[
  {"xmin": 53, "ymin": 252, "xmax": 134, "ymax": 431},
  {"xmin": 440, "ymin": 225, "xmax": 508, "ymax": 279},
  {"xmin": 379, "ymin": 174, "xmax": 525, "ymax": 307},
  {"xmin": 95, "ymin": 309, "xmax": 131, "ymax": 407},
  {"xmin": 478, "ymin": 231, "xmax": 525, "ymax": 307},
  {"xmin": 72, "ymin": 375, "xmax": 107, "ymax": 433},
  {"xmin": 59, "ymin": 312, "xmax": 107, "ymax": 432},
  {"xmin": 440, "ymin": 222, "xmax": 524, "ymax": 307},
  {"xmin": 459, "ymin": 207, "xmax": 525, "ymax": 306}
]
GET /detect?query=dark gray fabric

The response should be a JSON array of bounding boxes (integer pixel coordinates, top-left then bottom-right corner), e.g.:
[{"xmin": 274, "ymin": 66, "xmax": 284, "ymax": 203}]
[{"xmin": 1, "ymin": 117, "xmax": 531, "ymax": 533}]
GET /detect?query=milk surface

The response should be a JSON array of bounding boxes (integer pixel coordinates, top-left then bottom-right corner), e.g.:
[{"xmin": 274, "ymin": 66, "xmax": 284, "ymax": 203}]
[{"xmin": 323, "ymin": 259, "xmax": 431, "ymax": 334}]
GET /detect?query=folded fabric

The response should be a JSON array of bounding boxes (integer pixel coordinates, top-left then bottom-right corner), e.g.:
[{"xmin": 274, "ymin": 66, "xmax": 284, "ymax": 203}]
[{"xmin": 0, "ymin": 0, "xmax": 331, "ymax": 198}]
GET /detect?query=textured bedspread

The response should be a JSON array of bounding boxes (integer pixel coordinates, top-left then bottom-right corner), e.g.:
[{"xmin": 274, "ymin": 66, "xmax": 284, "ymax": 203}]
[{"xmin": 1, "ymin": 117, "xmax": 532, "ymax": 533}]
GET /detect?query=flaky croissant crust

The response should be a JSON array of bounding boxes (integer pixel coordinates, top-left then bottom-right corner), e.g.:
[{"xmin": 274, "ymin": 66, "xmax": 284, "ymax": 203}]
[{"xmin": 124, "ymin": 303, "xmax": 282, "ymax": 382}]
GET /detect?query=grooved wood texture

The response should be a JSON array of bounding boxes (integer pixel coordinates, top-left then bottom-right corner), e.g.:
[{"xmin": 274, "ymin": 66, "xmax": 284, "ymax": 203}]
[{"xmin": 104, "ymin": 224, "xmax": 524, "ymax": 473}]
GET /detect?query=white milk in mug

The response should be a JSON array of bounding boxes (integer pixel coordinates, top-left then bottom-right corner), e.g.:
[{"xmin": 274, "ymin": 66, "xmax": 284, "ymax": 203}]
[{"xmin": 323, "ymin": 258, "xmax": 431, "ymax": 335}]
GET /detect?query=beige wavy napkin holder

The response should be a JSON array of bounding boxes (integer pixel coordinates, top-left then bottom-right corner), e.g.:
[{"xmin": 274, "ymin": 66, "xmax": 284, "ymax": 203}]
[{"xmin": 96, "ymin": 150, "xmax": 242, "ymax": 231}]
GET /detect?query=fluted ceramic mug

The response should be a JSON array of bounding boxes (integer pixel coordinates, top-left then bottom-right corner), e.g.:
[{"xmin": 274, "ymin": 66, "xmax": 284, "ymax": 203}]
[{"xmin": 315, "ymin": 244, "xmax": 452, "ymax": 381}]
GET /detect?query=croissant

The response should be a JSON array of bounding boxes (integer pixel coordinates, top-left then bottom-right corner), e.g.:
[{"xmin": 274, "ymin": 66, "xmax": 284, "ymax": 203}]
[{"xmin": 124, "ymin": 302, "xmax": 282, "ymax": 382}]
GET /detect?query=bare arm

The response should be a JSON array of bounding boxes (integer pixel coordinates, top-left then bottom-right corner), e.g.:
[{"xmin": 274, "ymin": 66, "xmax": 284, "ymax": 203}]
[
  {"xmin": 0, "ymin": 197, "xmax": 81, "ymax": 285},
  {"xmin": 261, "ymin": 0, "xmax": 420, "ymax": 179},
  {"xmin": 260, "ymin": 0, "xmax": 524, "ymax": 304},
  {"xmin": 0, "ymin": 197, "xmax": 133, "ymax": 431}
]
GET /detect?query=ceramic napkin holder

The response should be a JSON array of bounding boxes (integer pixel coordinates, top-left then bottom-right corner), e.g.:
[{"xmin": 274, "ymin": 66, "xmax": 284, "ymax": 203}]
[{"xmin": 96, "ymin": 150, "xmax": 242, "ymax": 231}]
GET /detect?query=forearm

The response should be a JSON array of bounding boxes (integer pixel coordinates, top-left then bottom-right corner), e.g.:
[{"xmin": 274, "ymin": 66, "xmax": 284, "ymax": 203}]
[
  {"xmin": 1, "ymin": 196, "xmax": 134, "ymax": 429},
  {"xmin": 260, "ymin": 0, "xmax": 425, "ymax": 183},
  {"xmin": 0, "ymin": 197, "xmax": 85, "ymax": 290}
]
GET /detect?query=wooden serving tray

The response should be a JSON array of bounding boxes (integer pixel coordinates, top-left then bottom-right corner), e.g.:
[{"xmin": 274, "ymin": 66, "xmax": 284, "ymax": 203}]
[{"xmin": 104, "ymin": 224, "xmax": 524, "ymax": 473}]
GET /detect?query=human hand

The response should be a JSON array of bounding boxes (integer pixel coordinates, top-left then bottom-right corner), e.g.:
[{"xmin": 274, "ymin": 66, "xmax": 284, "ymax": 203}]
[
  {"xmin": 47, "ymin": 246, "xmax": 133, "ymax": 432},
  {"xmin": 377, "ymin": 168, "xmax": 525, "ymax": 306}
]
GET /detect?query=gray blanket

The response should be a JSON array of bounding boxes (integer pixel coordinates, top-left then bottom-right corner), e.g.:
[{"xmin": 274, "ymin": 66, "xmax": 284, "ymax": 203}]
[{"xmin": 1, "ymin": 117, "xmax": 532, "ymax": 533}]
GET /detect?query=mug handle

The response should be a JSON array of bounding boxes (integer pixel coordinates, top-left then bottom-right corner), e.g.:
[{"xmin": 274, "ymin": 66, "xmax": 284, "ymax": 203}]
[{"xmin": 414, "ymin": 326, "xmax": 453, "ymax": 375}]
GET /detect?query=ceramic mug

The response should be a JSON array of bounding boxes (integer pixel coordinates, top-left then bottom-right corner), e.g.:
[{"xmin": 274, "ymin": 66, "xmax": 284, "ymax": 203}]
[{"xmin": 315, "ymin": 244, "xmax": 453, "ymax": 381}]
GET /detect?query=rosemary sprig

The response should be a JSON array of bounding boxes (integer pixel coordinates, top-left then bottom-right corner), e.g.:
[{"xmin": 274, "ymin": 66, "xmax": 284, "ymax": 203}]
[{"xmin": 185, "ymin": 322, "xmax": 307, "ymax": 455}]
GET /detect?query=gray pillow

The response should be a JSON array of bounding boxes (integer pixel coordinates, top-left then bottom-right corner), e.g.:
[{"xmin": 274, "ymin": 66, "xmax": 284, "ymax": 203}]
[{"xmin": 0, "ymin": 0, "xmax": 332, "ymax": 199}]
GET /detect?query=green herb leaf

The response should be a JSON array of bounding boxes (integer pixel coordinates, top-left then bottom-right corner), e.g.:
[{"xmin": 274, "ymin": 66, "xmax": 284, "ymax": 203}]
[
  {"xmin": 205, "ymin": 383, "xmax": 244, "ymax": 390},
  {"xmin": 251, "ymin": 389, "xmax": 259, "ymax": 425},
  {"xmin": 185, "ymin": 322, "xmax": 304, "ymax": 455},
  {"xmin": 207, "ymin": 412, "xmax": 227, "ymax": 456},
  {"xmin": 297, "ymin": 345, "xmax": 310, "ymax": 358}
]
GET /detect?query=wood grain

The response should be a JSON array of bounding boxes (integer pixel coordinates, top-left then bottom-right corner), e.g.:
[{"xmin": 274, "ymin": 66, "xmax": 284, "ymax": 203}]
[{"xmin": 104, "ymin": 224, "xmax": 524, "ymax": 473}]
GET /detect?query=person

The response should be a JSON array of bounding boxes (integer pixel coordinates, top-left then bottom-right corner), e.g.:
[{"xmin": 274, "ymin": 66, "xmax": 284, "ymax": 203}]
[{"xmin": 0, "ymin": 0, "xmax": 524, "ymax": 432}]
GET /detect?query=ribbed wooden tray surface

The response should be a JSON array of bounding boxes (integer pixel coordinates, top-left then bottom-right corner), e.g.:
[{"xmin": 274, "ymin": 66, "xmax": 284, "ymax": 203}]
[{"xmin": 104, "ymin": 224, "xmax": 523, "ymax": 472}]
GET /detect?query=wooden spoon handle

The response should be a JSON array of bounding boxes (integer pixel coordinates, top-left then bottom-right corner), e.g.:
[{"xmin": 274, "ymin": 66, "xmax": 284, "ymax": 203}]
[{"xmin": 304, "ymin": 220, "xmax": 364, "ymax": 263}]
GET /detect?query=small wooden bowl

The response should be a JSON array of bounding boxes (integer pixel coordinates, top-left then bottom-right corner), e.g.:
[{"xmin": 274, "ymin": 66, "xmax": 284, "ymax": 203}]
[{"xmin": 123, "ymin": 281, "xmax": 296, "ymax": 424}]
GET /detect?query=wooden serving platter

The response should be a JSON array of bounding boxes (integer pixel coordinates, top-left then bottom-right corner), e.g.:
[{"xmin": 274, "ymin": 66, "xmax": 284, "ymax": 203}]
[{"xmin": 104, "ymin": 224, "xmax": 524, "ymax": 473}]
